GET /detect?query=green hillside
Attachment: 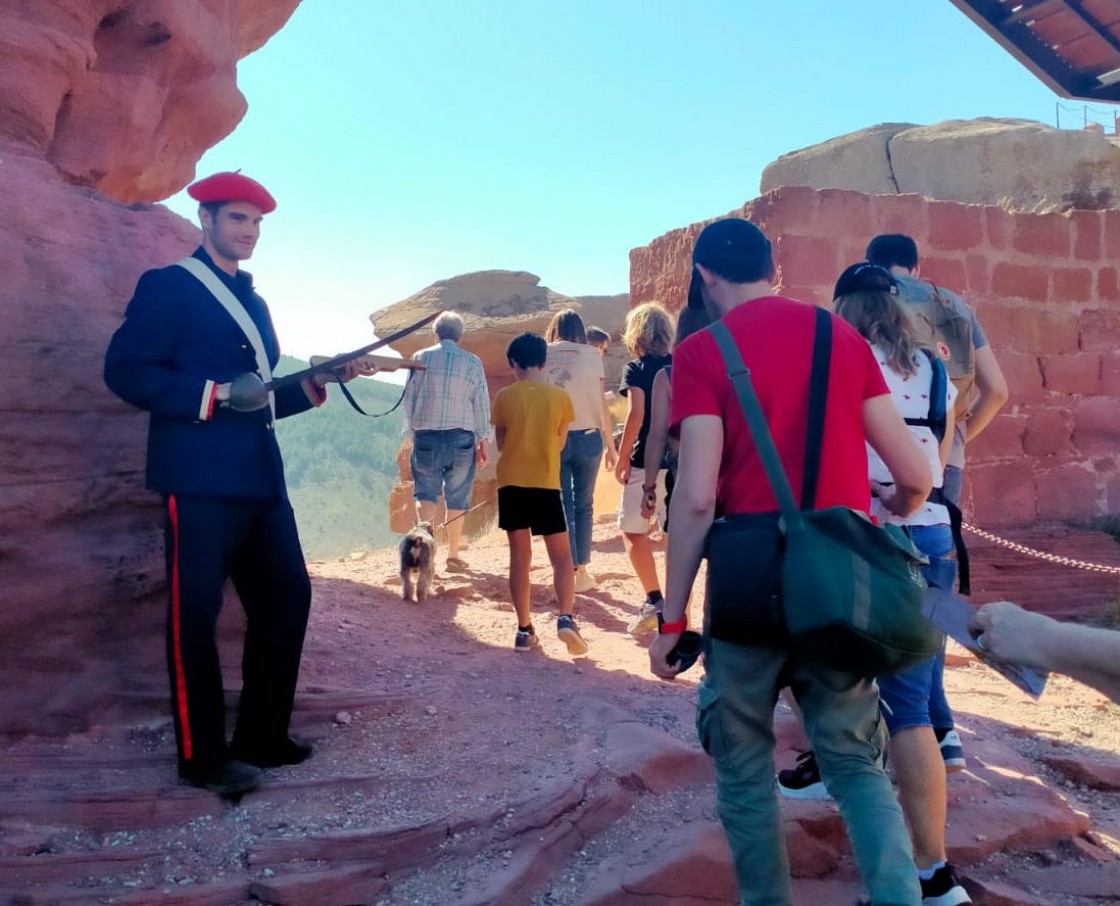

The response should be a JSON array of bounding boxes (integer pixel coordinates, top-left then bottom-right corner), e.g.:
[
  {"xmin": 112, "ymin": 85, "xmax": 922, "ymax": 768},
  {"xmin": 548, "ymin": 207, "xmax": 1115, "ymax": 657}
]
[{"xmin": 273, "ymin": 356, "xmax": 407, "ymax": 559}]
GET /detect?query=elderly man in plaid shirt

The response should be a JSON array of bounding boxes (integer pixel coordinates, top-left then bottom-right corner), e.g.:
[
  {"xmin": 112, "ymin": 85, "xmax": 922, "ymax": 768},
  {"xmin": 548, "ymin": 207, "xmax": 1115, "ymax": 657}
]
[{"xmin": 403, "ymin": 311, "xmax": 492, "ymax": 570}]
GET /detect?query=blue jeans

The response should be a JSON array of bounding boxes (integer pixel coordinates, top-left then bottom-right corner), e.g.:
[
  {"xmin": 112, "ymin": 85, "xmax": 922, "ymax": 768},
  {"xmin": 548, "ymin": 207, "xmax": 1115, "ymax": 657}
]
[
  {"xmin": 698, "ymin": 639, "xmax": 920, "ymax": 905},
  {"xmin": 879, "ymin": 524, "xmax": 958, "ymax": 734},
  {"xmin": 941, "ymin": 466, "xmax": 962, "ymax": 507},
  {"xmin": 559, "ymin": 429, "xmax": 603, "ymax": 566},
  {"xmin": 411, "ymin": 429, "xmax": 477, "ymax": 510}
]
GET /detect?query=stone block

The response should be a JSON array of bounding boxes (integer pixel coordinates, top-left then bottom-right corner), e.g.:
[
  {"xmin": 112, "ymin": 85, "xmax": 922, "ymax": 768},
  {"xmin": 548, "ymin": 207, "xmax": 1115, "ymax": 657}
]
[
  {"xmin": 1079, "ymin": 307, "xmax": 1120, "ymax": 353},
  {"xmin": 817, "ymin": 189, "xmax": 874, "ymax": 239},
  {"xmin": 1073, "ymin": 397, "xmax": 1120, "ymax": 456},
  {"xmin": 773, "ymin": 234, "xmax": 839, "ymax": 288},
  {"xmin": 761, "ymin": 185, "xmax": 819, "ymax": 232},
  {"xmin": 976, "ymin": 301, "xmax": 1015, "ymax": 350},
  {"xmin": 995, "ymin": 350, "xmax": 1044, "ymax": 404},
  {"xmin": 1097, "ymin": 266, "xmax": 1119, "ymax": 302},
  {"xmin": 968, "ymin": 460, "xmax": 1037, "ymax": 526},
  {"xmin": 875, "ymin": 193, "xmax": 926, "ymax": 235},
  {"xmin": 1105, "ymin": 209, "xmax": 1120, "ymax": 259},
  {"xmin": 920, "ymin": 256, "xmax": 968, "ymax": 291},
  {"xmin": 1006, "ymin": 307, "xmax": 1080, "ymax": 354},
  {"xmin": 990, "ymin": 263, "xmax": 1049, "ymax": 303},
  {"xmin": 1021, "ymin": 407, "xmax": 1072, "ymax": 457},
  {"xmin": 965, "ymin": 254, "xmax": 989, "ymax": 295},
  {"xmin": 928, "ymin": 201, "xmax": 984, "ymax": 251},
  {"xmin": 1040, "ymin": 354, "xmax": 1101, "ymax": 395},
  {"xmin": 1072, "ymin": 210, "xmax": 1102, "ymax": 260},
  {"xmin": 1051, "ymin": 267, "xmax": 1093, "ymax": 303},
  {"xmin": 968, "ymin": 413, "xmax": 1027, "ymax": 459},
  {"xmin": 985, "ymin": 206, "xmax": 1010, "ymax": 249},
  {"xmin": 1012, "ymin": 212, "xmax": 1070, "ymax": 258},
  {"xmin": 1101, "ymin": 354, "xmax": 1120, "ymax": 395}
]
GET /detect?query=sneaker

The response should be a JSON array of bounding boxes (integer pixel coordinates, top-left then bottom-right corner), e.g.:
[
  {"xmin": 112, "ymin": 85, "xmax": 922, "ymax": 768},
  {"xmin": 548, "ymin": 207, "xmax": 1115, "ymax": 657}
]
[
  {"xmin": 514, "ymin": 627, "xmax": 541, "ymax": 653},
  {"xmin": 776, "ymin": 751, "xmax": 833, "ymax": 801},
  {"xmin": 920, "ymin": 863, "xmax": 971, "ymax": 905},
  {"xmin": 935, "ymin": 727, "xmax": 967, "ymax": 773},
  {"xmin": 626, "ymin": 601, "xmax": 659, "ymax": 635},
  {"xmin": 574, "ymin": 565, "xmax": 597, "ymax": 593},
  {"xmin": 556, "ymin": 614, "xmax": 589, "ymax": 656},
  {"xmin": 180, "ymin": 758, "xmax": 262, "ymax": 797}
]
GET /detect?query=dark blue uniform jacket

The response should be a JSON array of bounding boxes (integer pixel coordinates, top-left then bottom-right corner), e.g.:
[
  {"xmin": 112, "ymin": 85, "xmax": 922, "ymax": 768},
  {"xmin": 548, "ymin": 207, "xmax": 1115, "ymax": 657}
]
[{"xmin": 105, "ymin": 248, "xmax": 318, "ymax": 499}]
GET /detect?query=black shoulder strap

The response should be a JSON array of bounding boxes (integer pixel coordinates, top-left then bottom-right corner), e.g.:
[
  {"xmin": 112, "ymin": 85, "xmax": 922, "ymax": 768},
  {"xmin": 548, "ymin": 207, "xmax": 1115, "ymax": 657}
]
[
  {"xmin": 800, "ymin": 307, "xmax": 832, "ymax": 510},
  {"xmin": 904, "ymin": 348, "xmax": 947, "ymax": 443}
]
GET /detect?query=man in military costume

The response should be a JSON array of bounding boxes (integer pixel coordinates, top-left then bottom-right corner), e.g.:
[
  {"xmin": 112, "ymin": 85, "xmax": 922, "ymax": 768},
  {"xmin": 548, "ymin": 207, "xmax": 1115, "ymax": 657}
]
[{"xmin": 105, "ymin": 172, "xmax": 370, "ymax": 795}]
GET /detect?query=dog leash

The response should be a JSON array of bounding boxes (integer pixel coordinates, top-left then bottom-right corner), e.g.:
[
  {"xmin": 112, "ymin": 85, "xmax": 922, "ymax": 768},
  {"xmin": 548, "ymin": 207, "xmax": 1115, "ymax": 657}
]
[{"xmin": 438, "ymin": 496, "xmax": 495, "ymax": 528}]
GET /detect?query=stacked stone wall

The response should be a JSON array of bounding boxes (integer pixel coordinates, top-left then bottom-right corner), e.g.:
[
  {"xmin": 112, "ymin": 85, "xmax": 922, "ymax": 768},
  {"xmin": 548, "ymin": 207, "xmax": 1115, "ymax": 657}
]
[{"xmin": 629, "ymin": 187, "xmax": 1120, "ymax": 529}]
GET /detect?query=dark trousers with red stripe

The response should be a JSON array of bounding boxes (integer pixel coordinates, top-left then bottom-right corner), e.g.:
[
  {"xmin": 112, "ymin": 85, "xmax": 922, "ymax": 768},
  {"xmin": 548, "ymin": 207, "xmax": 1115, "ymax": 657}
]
[{"xmin": 165, "ymin": 493, "xmax": 311, "ymax": 773}]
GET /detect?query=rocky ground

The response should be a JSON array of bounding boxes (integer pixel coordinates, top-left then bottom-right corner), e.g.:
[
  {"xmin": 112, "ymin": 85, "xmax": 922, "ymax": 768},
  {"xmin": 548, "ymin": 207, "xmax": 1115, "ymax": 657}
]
[{"xmin": 2, "ymin": 518, "xmax": 1120, "ymax": 905}]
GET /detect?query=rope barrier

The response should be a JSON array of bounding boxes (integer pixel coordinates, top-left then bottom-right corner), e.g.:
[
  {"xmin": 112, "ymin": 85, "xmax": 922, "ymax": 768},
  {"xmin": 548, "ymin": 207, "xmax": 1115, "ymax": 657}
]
[{"xmin": 962, "ymin": 522, "xmax": 1120, "ymax": 575}]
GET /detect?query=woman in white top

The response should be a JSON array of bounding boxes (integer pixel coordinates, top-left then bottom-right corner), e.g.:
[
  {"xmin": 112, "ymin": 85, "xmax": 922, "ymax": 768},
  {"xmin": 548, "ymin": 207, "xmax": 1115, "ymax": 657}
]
[
  {"xmin": 542, "ymin": 310, "xmax": 619, "ymax": 592},
  {"xmin": 833, "ymin": 262, "xmax": 971, "ymax": 905}
]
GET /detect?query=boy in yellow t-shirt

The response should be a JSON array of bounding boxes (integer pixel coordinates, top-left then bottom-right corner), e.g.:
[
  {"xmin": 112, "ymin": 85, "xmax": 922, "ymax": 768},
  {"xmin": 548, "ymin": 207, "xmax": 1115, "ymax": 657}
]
[{"xmin": 491, "ymin": 333, "xmax": 588, "ymax": 656}]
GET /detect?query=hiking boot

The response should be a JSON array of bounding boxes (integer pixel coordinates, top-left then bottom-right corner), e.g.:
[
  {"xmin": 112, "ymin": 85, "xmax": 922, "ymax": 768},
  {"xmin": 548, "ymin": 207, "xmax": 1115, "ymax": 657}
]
[
  {"xmin": 180, "ymin": 759, "xmax": 262, "ymax": 797},
  {"xmin": 574, "ymin": 565, "xmax": 597, "ymax": 593},
  {"xmin": 556, "ymin": 614, "xmax": 589, "ymax": 656},
  {"xmin": 514, "ymin": 626, "xmax": 541, "ymax": 653},
  {"xmin": 920, "ymin": 863, "xmax": 971, "ymax": 905},
  {"xmin": 626, "ymin": 601, "xmax": 659, "ymax": 635},
  {"xmin": 935, "ymin": 727, "xmax": 967, "ymax": 773},
  {"xmin": 231, "ymin": 737, "xmax": 313, "ymax": 769},
  {"xmin": 776, "ymin": 750, "xmax": 833, "ymax": 801}
]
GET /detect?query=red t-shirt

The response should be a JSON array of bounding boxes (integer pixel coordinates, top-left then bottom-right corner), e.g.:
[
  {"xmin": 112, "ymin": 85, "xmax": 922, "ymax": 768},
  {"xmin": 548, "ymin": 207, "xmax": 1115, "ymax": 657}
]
[{"xmin": 670, "ymin": 296, "xmax": 889, "ymax": 516}]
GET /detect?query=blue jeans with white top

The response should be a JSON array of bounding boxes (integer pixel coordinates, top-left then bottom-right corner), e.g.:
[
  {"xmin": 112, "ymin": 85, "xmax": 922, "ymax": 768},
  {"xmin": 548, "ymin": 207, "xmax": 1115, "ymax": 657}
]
[{"xmin": 559, "ymin": 429, "xmax": 603, "ymax": 566}]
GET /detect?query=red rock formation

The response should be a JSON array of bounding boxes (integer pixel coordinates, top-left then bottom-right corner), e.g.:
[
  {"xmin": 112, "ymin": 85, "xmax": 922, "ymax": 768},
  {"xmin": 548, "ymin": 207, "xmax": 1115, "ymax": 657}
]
[
  {"xmin": 0, "ymin": 0, "xmax": 301, "ymax": 736},
  {"xmin": 0, "ymin": 0, "xmax": 299, "ymax": 201}
]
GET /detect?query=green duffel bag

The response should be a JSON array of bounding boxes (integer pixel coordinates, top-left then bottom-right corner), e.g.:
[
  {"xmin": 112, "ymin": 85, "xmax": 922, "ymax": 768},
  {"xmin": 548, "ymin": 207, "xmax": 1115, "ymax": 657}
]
[{"xmin": 781, "ymin": 506, "xmax": 940, "ymax": 676}]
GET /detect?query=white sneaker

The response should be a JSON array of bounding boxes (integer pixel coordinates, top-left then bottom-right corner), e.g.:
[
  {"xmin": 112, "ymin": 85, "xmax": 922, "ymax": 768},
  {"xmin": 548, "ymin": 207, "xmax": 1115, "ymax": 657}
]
[{"xmin": 574, "ymin": 566, "xmax": 596, "ymax": 593}]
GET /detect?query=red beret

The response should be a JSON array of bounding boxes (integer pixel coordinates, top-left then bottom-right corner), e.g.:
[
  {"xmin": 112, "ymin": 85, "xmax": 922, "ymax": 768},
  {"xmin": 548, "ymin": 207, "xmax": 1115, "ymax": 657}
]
[{"xmin": 187, "ymin": 171, "xmax": 276, "ymax": 213}]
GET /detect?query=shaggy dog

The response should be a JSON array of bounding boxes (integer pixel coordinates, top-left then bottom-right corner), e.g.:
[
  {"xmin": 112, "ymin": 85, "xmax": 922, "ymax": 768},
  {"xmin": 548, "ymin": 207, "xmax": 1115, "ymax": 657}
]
[{"xmin": 399, "ymin": 521, "xmax": 436, "ymax": 603}]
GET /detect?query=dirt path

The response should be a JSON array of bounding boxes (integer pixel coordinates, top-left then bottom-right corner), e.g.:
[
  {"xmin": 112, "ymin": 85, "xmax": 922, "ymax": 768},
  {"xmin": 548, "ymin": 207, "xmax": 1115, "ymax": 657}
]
[{"xmin": 2, "ymin": 518, "xmax": 1119, "ymax": 905}]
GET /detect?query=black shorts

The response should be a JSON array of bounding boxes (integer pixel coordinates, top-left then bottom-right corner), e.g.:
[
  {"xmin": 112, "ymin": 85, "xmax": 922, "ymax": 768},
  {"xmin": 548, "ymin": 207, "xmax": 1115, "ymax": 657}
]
[{"xmin": 498, "ymin": 486, "xmax": 568, "ymax": 536}]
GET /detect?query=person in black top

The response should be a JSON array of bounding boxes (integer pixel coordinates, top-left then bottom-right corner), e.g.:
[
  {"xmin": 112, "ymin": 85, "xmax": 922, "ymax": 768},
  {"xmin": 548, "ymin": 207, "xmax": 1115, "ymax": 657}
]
[
  {"xmin": 613, "ymin": 302, "xmax": 674, "ymax": 634},
  {"xmin": 104, "ymin": 172, "xmax": 372, "ymax": 796}
]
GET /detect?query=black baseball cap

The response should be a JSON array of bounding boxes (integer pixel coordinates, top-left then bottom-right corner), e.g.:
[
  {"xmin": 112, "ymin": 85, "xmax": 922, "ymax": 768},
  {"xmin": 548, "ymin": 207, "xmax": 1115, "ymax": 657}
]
[
  {"xmin": 688, "ymin": 218, "xmax": 774, "ymax": 309},
  {"xmin": 833, "ymin": 262, "xmax": 898, "ymax": 300}
]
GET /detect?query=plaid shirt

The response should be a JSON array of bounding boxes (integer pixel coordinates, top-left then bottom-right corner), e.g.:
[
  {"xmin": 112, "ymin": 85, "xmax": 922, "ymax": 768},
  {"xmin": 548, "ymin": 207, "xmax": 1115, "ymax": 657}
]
[{"xmin": 403, "ymin": 339, "xmax": 492, "ymax": 440}]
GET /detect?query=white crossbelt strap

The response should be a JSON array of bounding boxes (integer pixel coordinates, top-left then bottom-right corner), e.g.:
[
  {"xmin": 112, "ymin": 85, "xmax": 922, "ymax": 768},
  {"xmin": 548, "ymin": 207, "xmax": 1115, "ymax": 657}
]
[{"xmin": 176, "ymin": 257, "xmax": 275, "ymax": 417}]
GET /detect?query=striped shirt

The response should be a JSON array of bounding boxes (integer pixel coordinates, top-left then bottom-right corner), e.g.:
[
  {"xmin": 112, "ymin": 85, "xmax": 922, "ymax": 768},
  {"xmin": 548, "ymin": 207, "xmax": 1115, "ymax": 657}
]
[{"xmin": 403, "ymin": 339, "xmax": 492, "ymax": 439}]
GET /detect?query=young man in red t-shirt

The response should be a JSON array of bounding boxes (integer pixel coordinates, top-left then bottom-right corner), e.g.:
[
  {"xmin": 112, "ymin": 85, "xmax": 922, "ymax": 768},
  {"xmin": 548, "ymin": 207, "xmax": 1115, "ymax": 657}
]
[{"xmin": 648, "ymin": 218, "xmax": 932, "ymax": 906}]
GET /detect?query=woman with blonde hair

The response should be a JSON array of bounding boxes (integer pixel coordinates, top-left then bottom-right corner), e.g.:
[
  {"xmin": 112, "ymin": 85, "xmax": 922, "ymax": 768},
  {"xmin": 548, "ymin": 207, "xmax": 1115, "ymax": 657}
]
[
  {"xmin": 614, "ymin": 302, "xmax": 674, "ymax": 633},
  {"xmin": 779, "ymin": 262, "xmax": 969, "ymax": 905},
  {"xmin": 542, "ymin": 309, "xmax": 619, "ymax": 592}
]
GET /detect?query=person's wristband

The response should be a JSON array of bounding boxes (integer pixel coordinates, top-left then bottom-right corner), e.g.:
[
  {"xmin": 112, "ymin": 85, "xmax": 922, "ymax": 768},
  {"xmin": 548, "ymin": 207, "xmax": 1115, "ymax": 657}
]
[
  {"xmin": 658, "ymin": 616, "xmax": 687, "ymax": 635},
  {"xmin": 642, "ymin": 484, "xmax": 657, "ymax": 492}
]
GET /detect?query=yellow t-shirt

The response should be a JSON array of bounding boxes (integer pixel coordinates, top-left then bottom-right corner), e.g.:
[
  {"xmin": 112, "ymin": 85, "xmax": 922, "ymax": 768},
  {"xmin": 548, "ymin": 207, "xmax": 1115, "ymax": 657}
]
[{"xmin": 491, "ymin": 380, "xmax": 574, "ymax": 490}]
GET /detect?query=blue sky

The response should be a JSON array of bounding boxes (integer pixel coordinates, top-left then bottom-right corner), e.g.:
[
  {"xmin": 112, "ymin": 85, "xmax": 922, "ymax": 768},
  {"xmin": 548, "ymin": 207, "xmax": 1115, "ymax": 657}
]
[{"xmin": 162, "ymin": 0, "xmax": 1084, "ymax": 359}]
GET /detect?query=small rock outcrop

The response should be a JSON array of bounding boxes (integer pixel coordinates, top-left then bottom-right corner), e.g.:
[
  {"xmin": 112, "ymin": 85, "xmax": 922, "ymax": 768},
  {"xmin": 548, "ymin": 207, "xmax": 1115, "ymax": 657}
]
[{"xmin": 761, "ymin": 118, "xmax": 1120, "ymax": 211}]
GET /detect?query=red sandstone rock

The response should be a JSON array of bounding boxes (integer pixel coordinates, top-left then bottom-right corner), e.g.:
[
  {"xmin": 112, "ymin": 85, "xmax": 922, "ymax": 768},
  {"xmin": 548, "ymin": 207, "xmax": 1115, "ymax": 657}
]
[{"xmin": 0, "ymin": 0, "xmax": 300, "ymax": 201}]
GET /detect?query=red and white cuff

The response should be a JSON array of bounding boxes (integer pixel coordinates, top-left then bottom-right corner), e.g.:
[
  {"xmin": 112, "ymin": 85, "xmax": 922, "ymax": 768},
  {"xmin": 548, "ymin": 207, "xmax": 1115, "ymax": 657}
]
[{"xmin": 199, "ymin": 380, "xmax": 219, "ymax": 421}]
